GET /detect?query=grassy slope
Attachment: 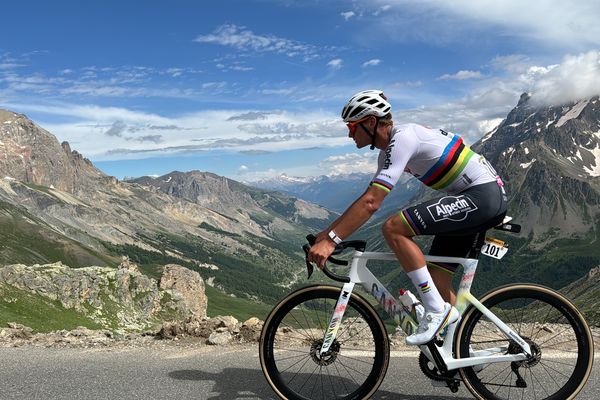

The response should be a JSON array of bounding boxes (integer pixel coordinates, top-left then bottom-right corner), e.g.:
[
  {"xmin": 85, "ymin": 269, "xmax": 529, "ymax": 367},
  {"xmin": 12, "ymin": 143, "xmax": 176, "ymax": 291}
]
[
  {"xmin": 0, "ymin": 284, "xmax": 103, "ymax": 332},
  {"xmin": 0, "ymin": 201, "xmax": 117, "ymax": 268}
]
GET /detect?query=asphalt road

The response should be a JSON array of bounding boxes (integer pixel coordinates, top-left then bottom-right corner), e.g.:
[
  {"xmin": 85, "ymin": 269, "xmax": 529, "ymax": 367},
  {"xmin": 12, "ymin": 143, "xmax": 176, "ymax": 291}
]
[{"xmin": 0, "ymin": 345, "xmax": 598, "ymax": 399}]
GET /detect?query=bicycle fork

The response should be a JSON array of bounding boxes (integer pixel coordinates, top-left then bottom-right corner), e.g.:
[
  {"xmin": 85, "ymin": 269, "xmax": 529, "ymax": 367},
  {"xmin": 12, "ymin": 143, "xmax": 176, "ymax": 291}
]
[{"xmin": 320, "ymin": 282, "xmax": 355, "ymax": 355}]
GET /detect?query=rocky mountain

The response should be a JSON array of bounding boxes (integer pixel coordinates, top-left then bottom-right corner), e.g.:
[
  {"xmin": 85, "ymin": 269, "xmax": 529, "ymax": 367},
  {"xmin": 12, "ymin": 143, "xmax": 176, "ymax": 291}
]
[
  {"xmin": 0, "ymin": 110, "xmax": 106, "ymax": 194},
  {"xmin": 130, "ymin": 171, "xmax": 331, "ymax": 228},
  {"xmin": 466, "ymin": 94, "xmax": 600, "ymax": 292},
  {"xmin": 0, "ymin": 109, "xmax": 335, "ymax": 306},
  {"xmin": 474, "ymin": 93, "xmax": 600, "ymax": 238}
]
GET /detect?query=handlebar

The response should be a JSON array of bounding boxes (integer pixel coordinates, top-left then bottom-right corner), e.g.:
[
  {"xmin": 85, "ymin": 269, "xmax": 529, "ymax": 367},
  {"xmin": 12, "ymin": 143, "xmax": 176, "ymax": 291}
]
[{"xmin": 302, "ymin": 234, "xmax": 366, "ymax": 283}]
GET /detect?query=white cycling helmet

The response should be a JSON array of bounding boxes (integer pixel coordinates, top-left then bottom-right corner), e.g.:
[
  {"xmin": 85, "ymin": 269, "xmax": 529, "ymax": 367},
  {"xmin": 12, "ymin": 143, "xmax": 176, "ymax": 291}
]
[{"xmin": 341, "ymin": 90, "xmax": 391, "ymax": 123}]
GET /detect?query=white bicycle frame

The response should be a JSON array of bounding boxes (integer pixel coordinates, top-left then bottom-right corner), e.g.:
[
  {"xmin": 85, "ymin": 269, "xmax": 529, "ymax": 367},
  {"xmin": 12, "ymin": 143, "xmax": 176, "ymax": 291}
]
[{"xmin": 320, "ymin": 250, "xmax": 532, "ymax": 370}]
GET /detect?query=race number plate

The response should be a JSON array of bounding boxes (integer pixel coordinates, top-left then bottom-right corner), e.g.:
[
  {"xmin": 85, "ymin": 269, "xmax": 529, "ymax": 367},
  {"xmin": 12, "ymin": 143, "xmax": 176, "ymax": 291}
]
[{"xmin": 481, "ymin": 237, "xmax": 509, "ymax": 259}]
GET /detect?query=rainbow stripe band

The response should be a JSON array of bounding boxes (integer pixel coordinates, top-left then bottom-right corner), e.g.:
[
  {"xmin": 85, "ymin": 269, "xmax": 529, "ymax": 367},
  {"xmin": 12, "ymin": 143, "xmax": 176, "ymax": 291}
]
[
  {"xmin": 418, "ymin": 281, "xmax": 432, "ymax": 293},
  {"xmin": 400, "ymin": 210, "xmax": 419, "ymax": 236},
  {"xmin": 428, "ymin": 262, "xmax": 458, "ymax": 276},
  {"xmin": 419, "ymin": 136, "xmax": 476, "ymax": 190},
  {"xmin": 370, "ymin": 178, "xmax": 393, "ymax": 193}
]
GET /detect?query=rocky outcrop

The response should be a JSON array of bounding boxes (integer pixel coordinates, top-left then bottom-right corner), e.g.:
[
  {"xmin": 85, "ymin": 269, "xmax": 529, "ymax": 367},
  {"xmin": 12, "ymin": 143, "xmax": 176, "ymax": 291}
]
[
  {"xmin": 159, "ymin": 264, "xmax": 207, "ymax": 318},
  {"xmin": 0, "ymin": 259, "xmax": 268, "ymax": 346},
  {"xmin": 0, "ymin": 259, "xmax": 207, "ymax": 331}
]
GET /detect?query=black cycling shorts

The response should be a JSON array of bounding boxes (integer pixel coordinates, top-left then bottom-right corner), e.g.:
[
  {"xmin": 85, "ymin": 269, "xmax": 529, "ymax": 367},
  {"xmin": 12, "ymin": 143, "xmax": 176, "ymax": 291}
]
[{"xmin": 399, "ymin": 181, "xmax": 507, "ymax": 275}]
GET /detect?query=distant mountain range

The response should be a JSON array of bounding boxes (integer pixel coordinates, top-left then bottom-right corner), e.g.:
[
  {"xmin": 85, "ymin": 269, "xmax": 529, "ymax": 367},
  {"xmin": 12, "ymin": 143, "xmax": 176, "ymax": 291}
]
[
  {"xmin": 249, "ymin": 173, "xmax": 372, "ymax": 213},
  {"xmin": 0, "ymin": 109, "xmax": 335, "ymax": 305},
  {"xmin": 249, "ymin": 172, "xmax": 423, "ymax": 215}
]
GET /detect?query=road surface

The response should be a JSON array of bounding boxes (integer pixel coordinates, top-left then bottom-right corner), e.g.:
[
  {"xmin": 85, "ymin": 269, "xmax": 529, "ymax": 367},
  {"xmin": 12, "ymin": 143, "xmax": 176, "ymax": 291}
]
[{"xmin": 0, "ymin": 345, "xmax": 597, "ymax": 399}]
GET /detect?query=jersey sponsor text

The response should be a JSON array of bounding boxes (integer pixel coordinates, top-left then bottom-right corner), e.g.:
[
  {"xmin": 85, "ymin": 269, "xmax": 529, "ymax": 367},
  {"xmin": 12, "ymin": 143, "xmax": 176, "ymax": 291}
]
[{"xmin": 427, "ymin": 196, "xmax": 478, "ymax": 222}]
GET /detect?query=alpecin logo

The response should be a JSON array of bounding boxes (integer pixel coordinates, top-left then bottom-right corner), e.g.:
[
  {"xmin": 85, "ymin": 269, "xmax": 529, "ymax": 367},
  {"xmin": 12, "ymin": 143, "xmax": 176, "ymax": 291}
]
[
  {"xmin": 427, "ymin": 195, "xmax": 478, "ymax": 222},
  {"xmin": 382, "ymin": 139, "xmax": 395, "ymax": 170}
]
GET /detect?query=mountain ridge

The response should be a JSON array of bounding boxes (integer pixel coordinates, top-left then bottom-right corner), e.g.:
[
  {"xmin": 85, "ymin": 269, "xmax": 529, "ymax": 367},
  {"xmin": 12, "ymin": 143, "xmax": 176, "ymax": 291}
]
[
  {"xmin": 0, "ymin": 109, "xmax": 335, "ymax": 305},
  {"xmin": 473, "ymin": 94, "xmax": 600, "ymax": 240}
]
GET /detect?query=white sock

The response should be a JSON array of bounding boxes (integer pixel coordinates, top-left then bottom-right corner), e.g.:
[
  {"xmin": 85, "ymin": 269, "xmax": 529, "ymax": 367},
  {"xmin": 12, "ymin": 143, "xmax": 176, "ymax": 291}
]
[{"xmin": 407, "ymin": 266, "xmax": 445, "ymax": 313}]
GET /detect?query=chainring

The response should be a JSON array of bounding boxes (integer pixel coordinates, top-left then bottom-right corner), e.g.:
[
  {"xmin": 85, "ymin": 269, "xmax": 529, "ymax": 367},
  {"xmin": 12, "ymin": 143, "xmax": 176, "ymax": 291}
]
[{"xmin": 418, "ymin": 352, "xmax": 458, "ymax": 381}]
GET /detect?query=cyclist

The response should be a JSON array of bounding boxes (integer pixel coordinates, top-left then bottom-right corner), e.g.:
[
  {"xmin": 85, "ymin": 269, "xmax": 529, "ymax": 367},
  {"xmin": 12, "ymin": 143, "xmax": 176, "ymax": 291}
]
[{"xmin": 307, "ymin": 89, "xmax": 507, "ymax": 345}]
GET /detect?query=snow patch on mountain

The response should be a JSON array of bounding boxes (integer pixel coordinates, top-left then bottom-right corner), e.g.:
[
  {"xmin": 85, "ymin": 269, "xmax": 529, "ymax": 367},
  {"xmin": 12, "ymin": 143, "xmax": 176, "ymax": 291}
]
[
  {"xmin": 556, "ymin": 99, "xmax": 589, "ymax": 127},
  {"xmin": 583, "ymin": 145, "xmax": 600, "ymax": 176},
  {"xmin": 520, "ymin": 159, "xmax": 536, "ymax": 169}
]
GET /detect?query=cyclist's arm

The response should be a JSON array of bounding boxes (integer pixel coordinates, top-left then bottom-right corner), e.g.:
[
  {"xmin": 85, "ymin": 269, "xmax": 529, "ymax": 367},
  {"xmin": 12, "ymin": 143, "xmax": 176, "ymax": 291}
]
[
  {"xmin": 309, "ymin": 186, "xmax": 388, "ymax": 268},
  {"xmin": 330, "ymin": 185, "xmax": 388, "ymax": 238}
]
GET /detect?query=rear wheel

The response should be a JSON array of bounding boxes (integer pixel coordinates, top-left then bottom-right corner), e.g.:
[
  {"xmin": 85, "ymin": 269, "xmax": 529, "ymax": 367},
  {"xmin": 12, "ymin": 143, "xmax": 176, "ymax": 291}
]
[
  {"xmin": 259, "ymin": 285, "xmax": 390, "ymax": 400},
  {"xmin": 456, "ymin": 284, "xmax": 594, "ymax": 400}
]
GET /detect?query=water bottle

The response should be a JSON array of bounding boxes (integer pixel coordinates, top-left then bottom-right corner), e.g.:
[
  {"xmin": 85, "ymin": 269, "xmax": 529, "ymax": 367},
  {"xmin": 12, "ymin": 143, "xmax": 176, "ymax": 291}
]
[{"xmin": 399, "ymin": 289, "xmax": 425, "ymax": 322}]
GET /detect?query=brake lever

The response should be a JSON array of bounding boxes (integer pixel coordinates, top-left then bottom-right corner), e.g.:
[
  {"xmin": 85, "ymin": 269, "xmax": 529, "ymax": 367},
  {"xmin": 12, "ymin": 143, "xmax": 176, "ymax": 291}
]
[
  {"xmin": 302, "ymin": 244, "xmax": 314, "ymax": 279},
  {"xmin": 303, "ymin": 235, "xmax": 349, "ymax": 279}
]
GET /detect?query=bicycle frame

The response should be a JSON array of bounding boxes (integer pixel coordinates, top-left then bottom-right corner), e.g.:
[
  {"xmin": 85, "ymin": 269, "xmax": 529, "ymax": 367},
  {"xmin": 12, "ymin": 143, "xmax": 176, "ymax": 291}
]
[{"xmin": 320, "ymin": 249, "xmax": 531, "ymax": 369}]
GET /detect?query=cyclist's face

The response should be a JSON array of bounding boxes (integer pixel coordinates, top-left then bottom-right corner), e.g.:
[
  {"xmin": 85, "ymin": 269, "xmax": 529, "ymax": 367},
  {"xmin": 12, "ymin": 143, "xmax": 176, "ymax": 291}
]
[{"xmin": 347, "ymin": 116, "xmax": 373, "ymax": 148}]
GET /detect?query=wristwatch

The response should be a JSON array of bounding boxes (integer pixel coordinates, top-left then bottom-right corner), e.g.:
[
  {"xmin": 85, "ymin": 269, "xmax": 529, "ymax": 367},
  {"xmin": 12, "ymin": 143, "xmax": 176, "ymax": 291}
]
[{"xmin": 328, "ymin": 230, "xmax": 343, "ymax": 245}]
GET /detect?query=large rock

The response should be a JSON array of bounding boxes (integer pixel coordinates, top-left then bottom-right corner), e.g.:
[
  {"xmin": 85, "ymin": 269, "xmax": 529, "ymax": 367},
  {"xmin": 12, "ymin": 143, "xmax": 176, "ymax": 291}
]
[
  {"xmin": 159, "ymin": 264, "xmax": 207, "ymax": 318},
  {"xmin": 0, "ymin": 259, "xmax": 209, "ymax": 331}
]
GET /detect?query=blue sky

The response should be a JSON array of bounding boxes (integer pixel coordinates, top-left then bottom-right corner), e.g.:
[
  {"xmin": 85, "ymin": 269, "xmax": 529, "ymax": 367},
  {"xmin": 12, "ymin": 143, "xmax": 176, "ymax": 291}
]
[{"xmin": 1, "ymin": 0, "xmax": 600, "ymax": 181}]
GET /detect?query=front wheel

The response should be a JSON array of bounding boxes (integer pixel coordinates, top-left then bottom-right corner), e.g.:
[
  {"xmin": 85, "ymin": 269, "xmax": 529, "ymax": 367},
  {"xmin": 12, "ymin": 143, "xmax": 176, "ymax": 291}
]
[
  {"xmin": 259, "ymin": 285, "xmax": 390, "ymax": 400},
  {"xmin": 456, "ymin": 284, "xmax": 594, "ymax": 400}
]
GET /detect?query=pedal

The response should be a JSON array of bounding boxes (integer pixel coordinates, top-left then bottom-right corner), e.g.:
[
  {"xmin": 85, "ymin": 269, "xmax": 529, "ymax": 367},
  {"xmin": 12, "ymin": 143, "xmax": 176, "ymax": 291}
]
[{"xmin": 446, "ymin": 379, "xmax": 460, "ymax": 393}]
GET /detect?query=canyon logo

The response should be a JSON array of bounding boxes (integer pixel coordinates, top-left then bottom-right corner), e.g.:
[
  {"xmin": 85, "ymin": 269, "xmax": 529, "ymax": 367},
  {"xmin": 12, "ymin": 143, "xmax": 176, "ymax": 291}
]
[{"xmin": 427, "ymin": 196, "xmax": 478, "ymax": 222}]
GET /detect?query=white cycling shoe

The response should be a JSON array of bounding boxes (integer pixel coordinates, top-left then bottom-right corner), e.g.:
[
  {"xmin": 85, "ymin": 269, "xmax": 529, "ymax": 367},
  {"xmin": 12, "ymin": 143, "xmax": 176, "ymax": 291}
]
[{"xmin": 406, "ymin": 303, "xmax": 459, "ymax": 346}]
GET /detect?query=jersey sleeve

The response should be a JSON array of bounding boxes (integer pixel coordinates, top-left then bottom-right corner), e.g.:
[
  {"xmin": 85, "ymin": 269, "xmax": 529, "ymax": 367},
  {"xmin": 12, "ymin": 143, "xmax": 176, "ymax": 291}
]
[{"xmin": 370, "ymin": 129, "xmax": 418, "ymax": 193}]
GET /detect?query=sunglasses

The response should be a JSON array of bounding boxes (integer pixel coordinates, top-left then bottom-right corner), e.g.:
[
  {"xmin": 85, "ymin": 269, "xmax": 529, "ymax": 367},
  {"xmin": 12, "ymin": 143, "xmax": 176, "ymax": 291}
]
[{"xmin": 346, "ymin": 116, "xmax": 370, "ymax": 135}]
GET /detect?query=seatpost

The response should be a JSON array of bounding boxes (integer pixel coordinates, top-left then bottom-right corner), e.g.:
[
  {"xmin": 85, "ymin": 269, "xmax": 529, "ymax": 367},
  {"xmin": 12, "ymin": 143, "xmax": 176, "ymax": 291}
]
[{"xmin": 467, "ymin": 231, "xmax": 487, "ymax": 259}]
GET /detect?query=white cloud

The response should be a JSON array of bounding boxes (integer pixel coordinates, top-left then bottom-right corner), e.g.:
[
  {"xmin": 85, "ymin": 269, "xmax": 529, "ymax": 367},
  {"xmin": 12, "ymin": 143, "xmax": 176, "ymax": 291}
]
[
  {"xmin": 319, "ymin": 153, "xmax": 378, "ymax": 175},
  {"xmin": 7, "ymin": 103, "xmax": 348, "ymax": 161},
  {"xmin": 194, "ymin": 24, "xmax": 325, "ymax": 60},
  {"xmin": 236, "ymin": 165, "xmax": 249, "ymax": 174},
  {"xmin": 489, "ymin": 54, "xmax": 531, "ymax": 74},
  {"xmin": 327, "ymin": 58, "xmax": 343, "ymax": 70},
  {"xmin": 438, "ymin": 70, "xmax": 483, "ymax": 80},
  {"xmin": 370, "ymin": 0, "xmax": 600, "ymax": 48},
  {"xmin": 341, "ymin": 11, "xmax": 355, "ymax": 20},
  {"xmin": 362, "ymin": 59, "xmax": 381, "ymax": 68},
  {"xmin": 0, "ymin": 63, "xmax": 210, "ymax": 100},
  {"xmin": 525, "ymin": 51, "xmax": 600, "ymax": 105},
  {"xmin": 373, "ymin": 5, "xmax": 392, "ymax": 16}
]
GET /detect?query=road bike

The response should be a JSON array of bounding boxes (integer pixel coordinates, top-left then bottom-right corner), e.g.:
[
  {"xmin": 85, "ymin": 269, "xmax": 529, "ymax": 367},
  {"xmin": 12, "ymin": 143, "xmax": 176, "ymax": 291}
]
[{"xmin": 259, "ymin": 218, "xmax": 594, "ymax": 399}]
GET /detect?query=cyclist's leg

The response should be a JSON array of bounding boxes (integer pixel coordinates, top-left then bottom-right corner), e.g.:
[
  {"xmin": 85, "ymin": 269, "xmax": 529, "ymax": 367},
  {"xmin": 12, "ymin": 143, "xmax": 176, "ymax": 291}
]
[
  {"xmin": 382, "ymin": 216, "xmax": 446, "ymax": 312},
  {"xmin": 428, "ymin": 233, "xmax": 477, "ymax": 305}
]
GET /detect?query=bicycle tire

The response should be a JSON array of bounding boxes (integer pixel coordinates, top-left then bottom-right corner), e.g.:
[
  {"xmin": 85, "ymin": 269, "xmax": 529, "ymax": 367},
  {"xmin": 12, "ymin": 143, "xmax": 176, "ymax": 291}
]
[
  {"xmin": 259, "ymin": 284, "xmax": 390, "ymax": 400},
  {"xmin": 455, "ymin": 284, "xmax": 594, "ymax": 400}
]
